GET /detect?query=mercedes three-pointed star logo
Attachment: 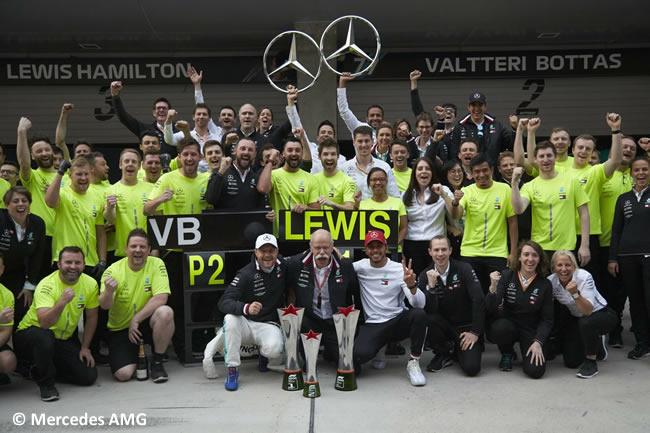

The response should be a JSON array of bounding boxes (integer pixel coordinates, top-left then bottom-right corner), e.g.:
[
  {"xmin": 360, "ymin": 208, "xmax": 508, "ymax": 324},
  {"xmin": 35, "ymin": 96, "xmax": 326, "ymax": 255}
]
[
  {"xmin": 319, "ymin": 15, "xmax": 381, "ymax": 77},
  {"xmin": 263, "ymin": 30, "xmax": 322, "ymax": 93}
]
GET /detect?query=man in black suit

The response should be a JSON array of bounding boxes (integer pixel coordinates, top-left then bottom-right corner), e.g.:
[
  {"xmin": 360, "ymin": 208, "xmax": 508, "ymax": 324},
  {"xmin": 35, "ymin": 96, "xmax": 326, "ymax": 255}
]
[{"xmin": 286, "ymin": 229, "xmax": 359, "ymax": 362}]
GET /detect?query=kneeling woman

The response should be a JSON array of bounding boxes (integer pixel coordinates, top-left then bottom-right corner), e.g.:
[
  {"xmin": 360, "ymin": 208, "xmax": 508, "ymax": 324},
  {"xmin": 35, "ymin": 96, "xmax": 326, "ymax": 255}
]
[
  {"xmin": 548, "ymin": 250, "xmax": 616, "ymax": 379},
  {"xmin": 486, "ymin": 240, "xmax": 553, "ymax": 379}
]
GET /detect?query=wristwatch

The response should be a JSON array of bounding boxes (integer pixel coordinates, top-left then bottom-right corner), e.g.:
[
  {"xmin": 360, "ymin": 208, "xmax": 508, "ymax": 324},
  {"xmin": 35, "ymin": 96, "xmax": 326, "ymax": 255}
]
[{"xmin": 572, "ymin": 291, "xmax": 580, "ymax": 299}]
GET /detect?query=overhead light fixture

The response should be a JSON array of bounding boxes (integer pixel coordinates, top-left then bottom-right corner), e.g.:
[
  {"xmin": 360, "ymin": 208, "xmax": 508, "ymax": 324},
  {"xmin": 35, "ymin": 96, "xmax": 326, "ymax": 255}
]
[
  {"xmin": 79, "ymin": 43, "xmax": 102, "ymax": 50},
  {"xmin": 537, "ymin": 32, "xmax": 560, "ymax": 39}
]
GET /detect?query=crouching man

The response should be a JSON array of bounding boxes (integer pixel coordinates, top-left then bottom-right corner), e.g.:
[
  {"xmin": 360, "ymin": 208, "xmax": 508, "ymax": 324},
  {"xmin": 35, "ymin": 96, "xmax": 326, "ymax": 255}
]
[
  {"xmin": 218, "ymin": 233, "xmax": 287, "ymax": 391},
  {"xmin": 99, "ymin": 229, "xmax": 174, "ymax": 383}
]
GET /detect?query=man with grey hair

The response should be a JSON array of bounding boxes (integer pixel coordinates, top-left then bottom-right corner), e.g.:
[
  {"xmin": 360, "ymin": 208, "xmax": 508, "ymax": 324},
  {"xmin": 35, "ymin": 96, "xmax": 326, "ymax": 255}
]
[{"xmin": 286, "ymin": 229, "xmax": 359, "ymax": 362}]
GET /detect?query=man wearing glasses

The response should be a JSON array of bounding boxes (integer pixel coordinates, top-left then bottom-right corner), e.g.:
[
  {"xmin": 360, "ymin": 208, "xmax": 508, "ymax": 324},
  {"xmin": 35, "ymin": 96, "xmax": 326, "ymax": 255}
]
[
  {"xmin": 110, "ymin": 81, "xmax": 178, "ymax": 157},
  {"xmin": 0, "ymin": 162, "xmax": 19, "ymax": 187}
]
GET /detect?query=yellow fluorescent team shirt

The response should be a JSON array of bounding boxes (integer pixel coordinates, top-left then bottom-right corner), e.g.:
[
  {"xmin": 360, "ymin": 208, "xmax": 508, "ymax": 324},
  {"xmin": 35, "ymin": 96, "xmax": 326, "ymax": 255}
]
[
  {"xmin": 0, "ymin": 284, "xmax": 14, "ymax": 327},
  {"xmin": 100, "ymin": 256, "xmax": 171, "ymax": 331},
  {"xmin": 359, "ymin": 196, "xmax": 407, "ymax": 251},
  {"xmin": 392, "ymin": 168, "xmax": 412, "ymax": 193},
  {"xmin": 270, "ymin": 168, "xmax": 318, "ymax": 234},
  {"xmin": 18, "ymin": 271, "xmax": 99, "ymax": 340},
  {"xmin": 52, "ymin": 187, "xmax": 105, "ymax": 266},
  {"xmin": 20, "ymin": 169, "xmax": 57, "ymax": 235},
  {"xmin": 520, "ymin": 173, "xmax": 589, "ymax": 251},
  {"xmin": 0, "ymin": 178, "xmax": 10, "ymax": 209},
  {"xmin": 148, "ymin": 170, "xmax": 208, "ymax": 215},
  {"xmin": 566, "ymin": 163, "xmax": 610, "ymax": 235},
  {"xmin": 599, "ymin": 169, "xmax": 632, "ymax": 247},
  {"xmin": 105, "ymin": 181, "xmax": 154, "ymax": 257},
  {"xmin": 312, "ymin": 170, "xmax": 357, "ymax": 209},
  {"xmin": 90, "ymin": 182, "xmax": 115, "ymax": 252},
  {"xmin": 459, "ymin": 182, "xmax": 515, "ymax": 258}
]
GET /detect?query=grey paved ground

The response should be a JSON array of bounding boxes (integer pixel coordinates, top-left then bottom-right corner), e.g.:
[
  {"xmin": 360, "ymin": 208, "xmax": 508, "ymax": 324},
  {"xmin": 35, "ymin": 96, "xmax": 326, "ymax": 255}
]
[{"xmin": 2, "ymin": 322, "xmax": 650, "ymax": 433}]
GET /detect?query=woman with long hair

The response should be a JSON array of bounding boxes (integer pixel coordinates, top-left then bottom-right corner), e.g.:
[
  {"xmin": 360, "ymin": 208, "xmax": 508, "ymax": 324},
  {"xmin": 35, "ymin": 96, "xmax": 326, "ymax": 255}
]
[{"xmin": 441, "ymin": 160, "xmax": 465, "ymax": 258}]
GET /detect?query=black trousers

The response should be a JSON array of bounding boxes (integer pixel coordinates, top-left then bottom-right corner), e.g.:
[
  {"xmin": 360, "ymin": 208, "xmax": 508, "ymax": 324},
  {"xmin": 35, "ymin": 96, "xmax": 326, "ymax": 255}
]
[
  {"xmin": 13, "ymin": 327, "xmax": 97, "ymax": 387},
  {"xmin": 461, "ymin": 256, "xmax": 507, "ymax": 294},
  {"xmin": 402, "ymin": 240, "xmax": 431, "ymax": 280},
  {"xmin": 487, "ymin": 318, "xmax": 545, "ymax": 379},
  {"xmin": 427, "ymin": 314, "xmax": 482, "ymax": 376},
  {"xmin": 598, "ymin": 246, "xmax": 626, "ymax": 333},
  {"xmin": 354, "ymin": 309, "xmax": 428, "ymax": 365},
  {"xmin": 553, "ymin": 303, "xmax": 617, "ymax": 368},
  {"xmin": 300, "ymin": 315, "xmax": 339, "ymax": 363},
  {"xmin": 619, "ymin": 255, "xmax": 650, "ymax": 346},
  {"xmin": 163, "ymin": 251, "xmax": 185, "ymax": 360}
]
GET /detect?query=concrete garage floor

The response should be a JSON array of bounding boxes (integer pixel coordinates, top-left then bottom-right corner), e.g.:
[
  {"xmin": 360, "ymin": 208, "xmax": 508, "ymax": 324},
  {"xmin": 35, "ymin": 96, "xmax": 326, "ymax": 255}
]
[{"xmin": 1, "ymin": 326, "xmax": 649, "ymax": 432}]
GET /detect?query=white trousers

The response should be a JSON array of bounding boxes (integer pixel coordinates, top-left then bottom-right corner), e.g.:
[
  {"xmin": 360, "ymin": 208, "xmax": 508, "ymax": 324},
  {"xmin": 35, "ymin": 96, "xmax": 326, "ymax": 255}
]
[{"xmin": 223, "ymin": 314, "xmax": 283, "ymax": 367}]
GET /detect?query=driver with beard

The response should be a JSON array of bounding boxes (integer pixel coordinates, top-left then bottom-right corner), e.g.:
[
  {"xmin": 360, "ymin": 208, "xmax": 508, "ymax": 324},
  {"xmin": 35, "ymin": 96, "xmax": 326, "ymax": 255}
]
[{"xmin": 206, "ymin": 137, "xmax": 271, "ymax": 210}]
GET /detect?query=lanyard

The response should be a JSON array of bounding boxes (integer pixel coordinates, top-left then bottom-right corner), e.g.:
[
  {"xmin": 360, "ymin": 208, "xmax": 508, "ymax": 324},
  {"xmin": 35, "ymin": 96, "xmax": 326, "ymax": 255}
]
[
  {"xmin": 518, "ymin": 272, "xmax": 537, "ymax": 292},
  {"xmin": 313, "ymin": 262, "xmax": 332, "ymax": 309}
]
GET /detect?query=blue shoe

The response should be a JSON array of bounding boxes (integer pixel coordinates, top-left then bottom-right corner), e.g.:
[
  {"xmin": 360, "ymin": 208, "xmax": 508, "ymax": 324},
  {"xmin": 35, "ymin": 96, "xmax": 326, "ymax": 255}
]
[
  {"xmin": 225, "ymin": 367, "xmax": 239, "ymax": 391},
  {"xmin": 258, "ymin": 355, "xmax": 269, "ymax": 372}
]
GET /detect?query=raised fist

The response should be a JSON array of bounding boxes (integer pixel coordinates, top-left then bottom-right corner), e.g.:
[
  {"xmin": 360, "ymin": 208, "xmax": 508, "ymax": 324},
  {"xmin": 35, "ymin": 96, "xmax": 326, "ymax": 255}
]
[
  {"xmin": 218, "ymin": 156, "xmax": 232, "ymax": 174},
  {"xmin": 57, "ymin": 159, "xmax": 72, "ymax": 176},
  {"xmin": 512, "ymin": 166, "xmax": 524, "ymax": 182},
  {"xmin": 409, "ymin": 70, "xmax": 422, "ymax": 81},
  {"xmin": 160, "ymin": 188, "xmax": 174, "ymax": 203},
  {"xmin": 453, "ymin": 189, "xmax": 464, "ymax": 202},
  {"xmin": 61, "ymin": 103, "xmax": 74, "ymax": 114},
  {"xmin": 110, "ymin": 81, "xmax": 123, "ymax": 96},
  {"xmin": 606, "ymin": 112, "xmax": 621, "ymax": 130},
  {"xmin": 61, "ymin": 288, "xmax": 75, "ymax": 304},
  {"xmin": 175, "ymin": 120, "xmax": 189, "ymax": 131},
  {"xmin": 18, "ymin": 117, "xmax": 32, "ymax": 132},
  {"xmin": 106, "ymin": 194, "xmax": 117, "ymax": 208},
  {"xmin": 517, "ymin": 118, "xmax": 529, "ymax": 131},
  {"xmin": 433, "ymin": 129, "xmax": 446, "ymax": 142},
  {"xmin": 527, "ymin": 118, "xmax": 541, "ymax": 132},
  {"xmin": 104, "ymin": 276, "xmax": 118, "ymax": 293}
]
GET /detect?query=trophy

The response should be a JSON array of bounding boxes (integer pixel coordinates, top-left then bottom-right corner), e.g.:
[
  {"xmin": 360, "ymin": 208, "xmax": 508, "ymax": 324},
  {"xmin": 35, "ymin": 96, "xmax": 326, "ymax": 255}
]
[
  {"xmin": 333, "ymin": 305, "xmax": 360, "ymax": 391},
  {"xmin": 319, "ymin": 16, "xmax": 381, "ymax": 77},
  {"xmin": 263, "ymin": 31, "xmax": 322, "ymax": 93},
  {"xmin": 277, "ymin": 304, "xmax": 305, "ymax": 391},
  {"xmin": 301, "ymin": 330, "xmax": 322, "ymax": 398}
]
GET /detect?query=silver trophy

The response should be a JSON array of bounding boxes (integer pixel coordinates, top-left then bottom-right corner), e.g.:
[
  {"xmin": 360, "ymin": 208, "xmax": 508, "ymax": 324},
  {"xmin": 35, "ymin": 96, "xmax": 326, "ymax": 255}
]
[
  {"xmin": 333, "ymin": 305, "xmax": 360, "ymax": 391},
  {"xmin": 319, "ymin": 15, "xmax": 381, "ymax": 77},
  {"xmin": 263, "ymin": 31, "xmax": 322, "ymax": 93},
  {"xmin": 277, "ymin": 304, "xmax": 305, "ymax": 391},
  {"xmin": 301, "ymin": 330, "xmax": 322, "ymax": 398}
]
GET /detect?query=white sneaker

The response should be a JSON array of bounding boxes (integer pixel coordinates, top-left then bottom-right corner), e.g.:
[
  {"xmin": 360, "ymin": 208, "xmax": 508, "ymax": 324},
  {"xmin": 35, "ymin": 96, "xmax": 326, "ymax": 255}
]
[
  {"xmin": 203, "ymin": 359, "xmax": 219, "ymax": 379},
  {"xmin": 407, "ymin": 358, "xmax": 426, "ymax": 386}
]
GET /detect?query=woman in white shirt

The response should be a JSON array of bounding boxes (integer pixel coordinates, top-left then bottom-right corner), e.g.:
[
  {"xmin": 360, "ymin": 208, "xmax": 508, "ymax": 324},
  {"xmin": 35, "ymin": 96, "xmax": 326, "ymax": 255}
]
[
  {"xmin": 402, "ymin": 157, "xmax": 454, "ymax": 276},
  {"xmin": 548, "ymin": 250, "xmax": 617, "ymax": 379}
]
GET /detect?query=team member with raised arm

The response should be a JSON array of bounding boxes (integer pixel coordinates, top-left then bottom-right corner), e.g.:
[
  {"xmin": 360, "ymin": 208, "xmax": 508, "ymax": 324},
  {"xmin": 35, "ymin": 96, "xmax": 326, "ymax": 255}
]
[
  {"xmin": 312, "ymin": 139, "xmax": 357, "ymax": 210},
  {"xmin": 218, "ymin": 234, "xmax": 288, "ymax": 391},
  {"xmin": 14, "ymin": 247, "xmax": 99, "ymax": 401},
  {"xmin": 353, "ymin": 230, "xmax": 428, "ymax": 386},
  {"xmin": 418, "ymin": 236, "xmax": 485, "ymax": 376},
  {"xmin": 110, "ymin": 81, "xmax": 177, "ymax": 157},
  {"xmin": 548, "ymin": 250, "xmax": 616, "ymax": 378},
  {"xmin": 409, "ymin": 69, "xmax": 457, "ymax": 136},
  {"xmin": 0, "ymin": 187, "xmax": 46, "ymax": 326},
  {"xmin": 53, "ymin": 103, "xmax": 74, "ymax": 162},
  {"xmin": 511, "ymin": 141, "xmax": 590, "ymax": 262},
  {"xmin": 402, "ymin": 158, "xmax": 454, "ymax": 276},
  {"xmin": 144, "ymin": 137, "xmax": 208, "ymax": 362},
  {"xmin": 163, "ymin": 105, "xmax": 219, "ymax": 173},
  {"xmin": 99, "ymin": 229, "xmax": 174, "ymax": 383},
  {"xmin": 16, "ymin": 117, "xmax": 64, "ymax": 278},
  {"xmin": 45, "ymin": 157, "xmax": 107, "ymax": 280},
  {"xmin": 104, "ymin": 149, "xmax": 155, "ymax": 258},
  {"xmin": 564, "ymin": 113, "xmax": 623, "ymax": 278},
  {"xmin": 452, "ymin": 154, "xmax": 518, "ymax": 293},
  {"xmin": 337, "ymin": 72, "xmax": 384, "ymax": 143},
  {"xmin": 485, "ymin": 241, "xmax": 553, "ymax": 378},
  {"xmin": 608, "ymin": 156, "xmax": 650, "ymax": 360},
  {"xmin": 341, "ymin": 126, "xmax": 400, "ymax": 200}
]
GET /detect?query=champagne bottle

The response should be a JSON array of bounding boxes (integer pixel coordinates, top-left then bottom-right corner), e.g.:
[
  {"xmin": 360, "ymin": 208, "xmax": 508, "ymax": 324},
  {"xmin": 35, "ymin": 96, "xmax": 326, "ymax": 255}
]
[{"xmin": 136, "ymin": 339, "xmax": 148, "ymax": 381}]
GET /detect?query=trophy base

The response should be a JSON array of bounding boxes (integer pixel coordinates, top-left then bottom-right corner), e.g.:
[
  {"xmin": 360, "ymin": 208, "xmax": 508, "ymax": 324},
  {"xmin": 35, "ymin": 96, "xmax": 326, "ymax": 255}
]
[
  {"xmin": 303, "ymin": 381, "xmax": 321, "ymax": 398},
  {"xmin": 282, "ymin": 369, "xmax": 304, "ymax": 391},
  {"xmin": 334, "ymin": 370, "xmax": 357, "ymax": 391}
]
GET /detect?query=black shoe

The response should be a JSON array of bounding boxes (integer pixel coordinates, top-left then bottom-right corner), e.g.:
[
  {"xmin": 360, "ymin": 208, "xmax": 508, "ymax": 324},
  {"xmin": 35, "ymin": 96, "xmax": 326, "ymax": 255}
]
[
  {"xmin": 92, "ymin": 351, "xmax": 110, "ymax": 367},
  {"xmin": 608, "ymin": 331, "xmax": 623, "ymax": 348},
  {"xmin": 14, "ymin": 360, "xmax": 33, "ymax": 379},
  {"xmin": 499, "ymin": 353, "xmax": 513, "ymax": 371},
  {"xmin": 426, "ymin": 352, "xmax": 453, "ymax": 372},
  {"xmin": 40, "ymin": 385, "xmax": 60, "ymax": 402},
  {"xmin": 576, "ymin": 359, "xmax": 598, "ymax": 379},
  {"xmin": 150, "ymin": 359, "xmax": 168, "ymax": 383},
  {"xmin": 596, "ymin": 335, "xmax": 608, "ymax": 361},
  {"xmin": 0, "ymin": 373, "xmax": 10, "ymax": 386},
  {"xmin": 627, "ymin": 344, "xmax": 650, "ymax": 360},
  {"xmin": 258, "ymin": 355, "xmax": 270, "ymax": 372}
]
